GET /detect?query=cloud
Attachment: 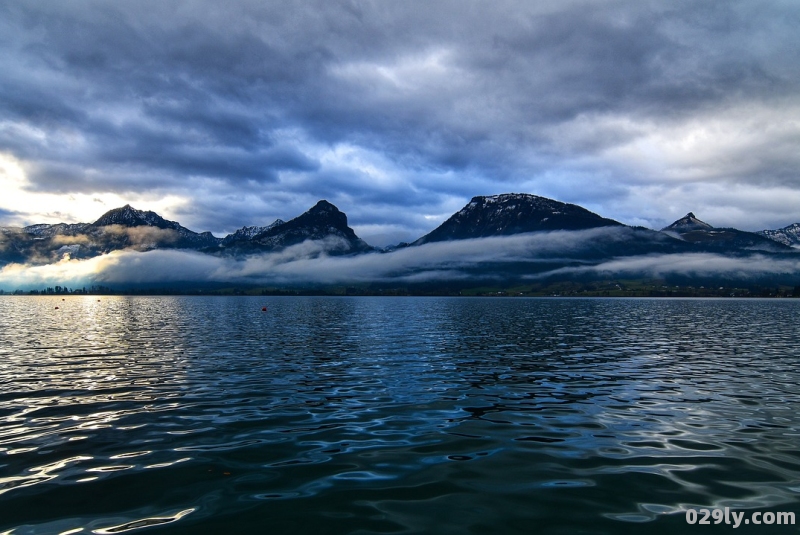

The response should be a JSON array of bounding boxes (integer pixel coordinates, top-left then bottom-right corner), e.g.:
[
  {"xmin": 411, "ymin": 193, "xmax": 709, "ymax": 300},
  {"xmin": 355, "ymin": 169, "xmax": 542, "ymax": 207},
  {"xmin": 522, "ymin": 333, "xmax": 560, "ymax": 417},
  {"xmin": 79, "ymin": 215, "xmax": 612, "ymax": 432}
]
[
  {"xmin": 2, "ymin": 228, "xmax": 798, "ymax": 290},
  {"xmin": 540, "ymin": 253, "xmax": 800, "ymax": 280},
  {"xmin": 95, "ymin": 225, "xmax": 180, "ymax": 248},
  {"xmin": 50, "ymin": 234, "xmax": 92, "ymax": 247},
  {"xmin": 1, "ymin": 1, "xmax": 800, "ymax": 241},
  {"xmin": 0, "ymin": 229, "xmax": 17, "ymax": 253}
]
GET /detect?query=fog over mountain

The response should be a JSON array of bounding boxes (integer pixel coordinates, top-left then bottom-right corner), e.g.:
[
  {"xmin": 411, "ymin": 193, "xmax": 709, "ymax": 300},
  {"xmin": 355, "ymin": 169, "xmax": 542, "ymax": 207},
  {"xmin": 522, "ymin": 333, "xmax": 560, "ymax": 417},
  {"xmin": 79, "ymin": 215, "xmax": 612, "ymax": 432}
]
[
  {"xmin": 1, "ymin": 194, "xmax": 798, "ymax": 291},
  {"xmin": 3, "ymin": 230, "xmax": 799, "ymax": 291}
]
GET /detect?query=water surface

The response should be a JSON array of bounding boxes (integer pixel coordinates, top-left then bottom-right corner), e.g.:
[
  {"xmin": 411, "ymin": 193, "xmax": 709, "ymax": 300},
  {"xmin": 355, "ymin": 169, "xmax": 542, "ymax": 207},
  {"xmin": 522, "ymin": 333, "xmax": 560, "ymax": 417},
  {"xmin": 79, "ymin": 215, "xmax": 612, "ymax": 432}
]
[{"xmin": 1, "ymin": 296, "xmax": 799, "ymax": 534}]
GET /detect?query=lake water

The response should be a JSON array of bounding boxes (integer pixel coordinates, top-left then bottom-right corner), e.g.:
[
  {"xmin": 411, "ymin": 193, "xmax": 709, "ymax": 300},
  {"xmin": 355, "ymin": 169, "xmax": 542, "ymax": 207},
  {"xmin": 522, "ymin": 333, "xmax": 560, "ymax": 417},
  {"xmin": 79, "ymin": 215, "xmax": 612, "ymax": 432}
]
[{"xmin": 0, "ymin": 296, "xmax": 799, "ymax": 534}]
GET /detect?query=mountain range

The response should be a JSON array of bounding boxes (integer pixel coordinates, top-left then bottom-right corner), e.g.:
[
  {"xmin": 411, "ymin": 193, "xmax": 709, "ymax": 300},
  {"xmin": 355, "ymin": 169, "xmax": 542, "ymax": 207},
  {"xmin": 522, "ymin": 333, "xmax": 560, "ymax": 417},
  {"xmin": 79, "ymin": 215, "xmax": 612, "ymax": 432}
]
[
  {"xmin": 1, "ymin": 193, "xmax": 799, "ymax": 288},
  {"xmin": 660, "ymin": 212, "xmax": 790, "ymax": 251}
]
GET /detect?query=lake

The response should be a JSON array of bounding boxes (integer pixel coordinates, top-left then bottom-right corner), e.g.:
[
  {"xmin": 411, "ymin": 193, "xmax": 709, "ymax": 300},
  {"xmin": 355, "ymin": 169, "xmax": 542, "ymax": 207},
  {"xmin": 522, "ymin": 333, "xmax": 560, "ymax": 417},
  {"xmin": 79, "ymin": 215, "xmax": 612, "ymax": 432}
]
[{"xmin": 1, "ymin": 296, "xmax": 799, "ymax": 534}]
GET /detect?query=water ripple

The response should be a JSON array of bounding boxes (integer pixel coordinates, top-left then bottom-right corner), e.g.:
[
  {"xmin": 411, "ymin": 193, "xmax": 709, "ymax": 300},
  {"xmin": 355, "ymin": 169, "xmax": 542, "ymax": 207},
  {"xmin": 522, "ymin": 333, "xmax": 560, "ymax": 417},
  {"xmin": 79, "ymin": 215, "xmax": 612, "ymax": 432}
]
[{"xmin": 0, "ymin": 296, "xmax": 799, "ymax": 533}]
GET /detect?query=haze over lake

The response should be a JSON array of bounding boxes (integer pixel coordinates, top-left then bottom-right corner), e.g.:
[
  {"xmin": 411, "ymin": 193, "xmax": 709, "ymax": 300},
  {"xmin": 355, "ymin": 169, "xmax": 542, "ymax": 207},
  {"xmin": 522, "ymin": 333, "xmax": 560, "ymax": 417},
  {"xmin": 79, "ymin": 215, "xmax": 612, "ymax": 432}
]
[{"xmin": 1, "ymin": 296, "xmax": 799, "ymax": 534}]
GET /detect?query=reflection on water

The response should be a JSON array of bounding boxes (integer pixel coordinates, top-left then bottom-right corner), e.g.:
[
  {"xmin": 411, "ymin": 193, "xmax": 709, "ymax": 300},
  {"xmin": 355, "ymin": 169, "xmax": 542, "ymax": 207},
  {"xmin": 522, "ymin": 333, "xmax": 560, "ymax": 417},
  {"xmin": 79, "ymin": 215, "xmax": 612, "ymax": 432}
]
[{"xmin": 0, "ymin": 296, "xmax": 799, "ymax": 534}]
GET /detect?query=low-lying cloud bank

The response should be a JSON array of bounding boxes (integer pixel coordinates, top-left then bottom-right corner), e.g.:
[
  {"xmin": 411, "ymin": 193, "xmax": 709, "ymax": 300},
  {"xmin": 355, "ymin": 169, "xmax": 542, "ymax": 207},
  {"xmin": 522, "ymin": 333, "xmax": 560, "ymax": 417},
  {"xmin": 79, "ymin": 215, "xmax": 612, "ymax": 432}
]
[
  {"xmin": 1, "ymin": 227, "xmax": 799, "ymax": 290},
  {"xmin": 536, "ymin": 253, "xmax": 800, "ymax": 280}
]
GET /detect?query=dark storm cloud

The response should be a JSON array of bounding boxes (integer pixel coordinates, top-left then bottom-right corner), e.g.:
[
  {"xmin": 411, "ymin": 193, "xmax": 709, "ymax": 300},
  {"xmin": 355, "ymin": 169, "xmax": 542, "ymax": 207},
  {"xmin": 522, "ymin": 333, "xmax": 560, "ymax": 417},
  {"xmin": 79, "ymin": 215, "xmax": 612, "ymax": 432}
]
[
  {"xmin": 2, "ymin": 0, "xmax": 800, "ymax": 240},
  {"xmin": 0, "ymin": 207, "xmax": 19, "ymax": 219}
]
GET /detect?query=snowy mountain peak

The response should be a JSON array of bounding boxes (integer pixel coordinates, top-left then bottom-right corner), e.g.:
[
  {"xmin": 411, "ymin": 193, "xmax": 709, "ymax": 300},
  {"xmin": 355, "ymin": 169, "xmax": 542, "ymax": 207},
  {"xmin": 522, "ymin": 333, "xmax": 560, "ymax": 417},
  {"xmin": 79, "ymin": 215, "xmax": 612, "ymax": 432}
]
[
  {"xmin": 89, "ymin": 205, "xmax": 221, "ymax": 248},
  {"xmin": 221, "ymin": 220, "xmax": 286, "ymax": 245},
  {"xmin": 474, "ymin": 193, "xmax": 540, "ymax": 202},
  {"xmin": 246, "ymin": 200, "xmax": 372, "ymax": 254},
  {"xmin": 462, "ymin": 193, "xmax": 565, "ymax": 213},
  {"xmin": 93, "ymin": 205, "xmax": 172, "ymax": 228},
  {"xmin": 661, "ymin": 213, "xmax": 789, "ymax": 251},
  {"xmin": 758, "ymin": 222, "xmax": 800, "ymax": 248},
  {"xmin": 662, "ymin": 213, "xmax": 713, "ymax": 232},
  {"xmin": 413, "ymin": 192, "xmax": 621, "ymax": 245},
  {"xmin": 22, "ymin": 222, "xmax": 90, "ymax": 238}
]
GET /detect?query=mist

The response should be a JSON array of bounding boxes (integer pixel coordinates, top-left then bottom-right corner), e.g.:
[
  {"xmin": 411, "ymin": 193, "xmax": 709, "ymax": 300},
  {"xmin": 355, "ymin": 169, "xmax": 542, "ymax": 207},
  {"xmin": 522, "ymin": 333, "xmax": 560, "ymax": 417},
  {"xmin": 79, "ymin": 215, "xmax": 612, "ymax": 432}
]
[
  {"xmin": 2, "ymin": 227, "xmax": 799, "ymax": 291},
  {"xmin": 543, "ymin": 253, "xmax": 800, "ymax": 279}
]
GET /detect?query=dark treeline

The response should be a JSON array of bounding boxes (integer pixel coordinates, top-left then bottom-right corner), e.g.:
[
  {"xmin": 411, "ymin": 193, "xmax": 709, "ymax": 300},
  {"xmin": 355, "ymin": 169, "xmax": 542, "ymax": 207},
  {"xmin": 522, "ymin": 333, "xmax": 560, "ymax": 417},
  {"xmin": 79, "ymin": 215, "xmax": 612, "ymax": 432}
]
[
  {"xmin": 1, "ymin": 282, "xmax": 799, "ymax": 298},
  {"xmin": 0, "ymin": 285, "xmax": 116, "ymax": 295}
]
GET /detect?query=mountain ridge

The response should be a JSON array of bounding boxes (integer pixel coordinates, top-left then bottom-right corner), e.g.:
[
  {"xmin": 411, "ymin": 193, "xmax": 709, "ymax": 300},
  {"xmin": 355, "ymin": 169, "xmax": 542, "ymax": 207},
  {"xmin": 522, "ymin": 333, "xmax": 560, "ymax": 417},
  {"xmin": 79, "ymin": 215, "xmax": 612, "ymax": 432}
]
[
  {"xmin": 221, "ymin": 200, "xmax": 373, "ymax": 255},
  {"xmin": 221, "ymin": 220, "xmax": 285, "ymax": 246},
  {"xmin": 662, "ymin": 212, "xmax": 713, "ymax": 233},
  {"xmin": 412, "ymin": 193, "xmax": 622, "ymax": 245},
  {"xmin": 661, "ymin": 212, "xmax": 790, "ymax": 252},
  {"xmin": 2, "ymin": 194, "xmax": 799, "ymax": 272},
  {"xmin": 758, "ymin": 222, "xmax": 800, "ymax": 248}
]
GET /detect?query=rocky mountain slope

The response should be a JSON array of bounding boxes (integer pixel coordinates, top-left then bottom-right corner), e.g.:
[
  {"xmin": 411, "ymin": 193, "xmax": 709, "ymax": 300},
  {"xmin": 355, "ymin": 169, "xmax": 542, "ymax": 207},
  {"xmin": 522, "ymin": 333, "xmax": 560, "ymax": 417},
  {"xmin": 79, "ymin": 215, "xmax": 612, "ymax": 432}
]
[
  {"xmin": 758, "ymin": 223, "xmax": 800, "ymax": 248},
  {"xmin": 412, "ymin": 193, "xmax": 622, "ymax": 245},
  {"xmin": 662, "ymin": 213, "xmax": 790, "ymax": 252},
  {"xmin": 221, "ymin": 201, "xmax": 372, "ymax": 255},
  {"xmin": 220, "ymin": 220, "xmax": 285, "ymax": 246},
  {"xmin": 2, "ymin": 195, "xmax": 799, "ymax": 276}
]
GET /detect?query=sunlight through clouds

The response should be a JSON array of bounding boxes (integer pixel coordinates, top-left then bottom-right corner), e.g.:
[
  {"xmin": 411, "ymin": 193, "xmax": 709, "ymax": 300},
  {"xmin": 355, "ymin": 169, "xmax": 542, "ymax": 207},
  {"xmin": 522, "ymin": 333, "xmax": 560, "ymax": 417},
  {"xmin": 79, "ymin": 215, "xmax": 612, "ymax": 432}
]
[{"xmin": 0, "ymin": 152, "xmax": 190, "ymax": 227}]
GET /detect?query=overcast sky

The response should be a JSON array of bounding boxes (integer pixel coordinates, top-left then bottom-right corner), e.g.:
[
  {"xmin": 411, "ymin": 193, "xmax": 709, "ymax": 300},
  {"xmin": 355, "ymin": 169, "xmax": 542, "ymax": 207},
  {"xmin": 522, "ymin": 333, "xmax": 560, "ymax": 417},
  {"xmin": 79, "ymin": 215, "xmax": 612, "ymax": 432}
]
[{"xmin": 2, "ymin": 0, "xmax": 799, "ymax": 246}]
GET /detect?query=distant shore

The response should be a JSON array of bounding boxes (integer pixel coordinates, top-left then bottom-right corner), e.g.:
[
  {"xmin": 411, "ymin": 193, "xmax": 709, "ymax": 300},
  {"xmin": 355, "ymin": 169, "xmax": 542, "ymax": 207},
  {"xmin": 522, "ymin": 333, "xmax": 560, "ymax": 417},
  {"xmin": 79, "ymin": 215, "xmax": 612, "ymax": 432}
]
[{"xmin": 1, "ymin": 280, "xmax": 798, "ymax": 299}]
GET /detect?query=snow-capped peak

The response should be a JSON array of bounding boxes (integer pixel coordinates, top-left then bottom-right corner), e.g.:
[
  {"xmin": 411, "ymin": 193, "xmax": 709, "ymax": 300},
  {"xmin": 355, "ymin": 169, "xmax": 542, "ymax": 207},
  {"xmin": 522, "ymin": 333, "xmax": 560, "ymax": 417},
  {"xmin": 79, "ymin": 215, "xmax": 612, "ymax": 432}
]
[
  {"xmin": 758, "ymin": 222, "xmax": 800, "ymax": 247},
  {"xmin": 413, "ymin": 192, "xmax": 621, "ymax": 245},
  {"xmin": 662, "ymin": 212, "xmax": 713, "ymax": 232},
  {"xmin": 92, "ymin": 205, "xmax": 172, "ymax": 228}
]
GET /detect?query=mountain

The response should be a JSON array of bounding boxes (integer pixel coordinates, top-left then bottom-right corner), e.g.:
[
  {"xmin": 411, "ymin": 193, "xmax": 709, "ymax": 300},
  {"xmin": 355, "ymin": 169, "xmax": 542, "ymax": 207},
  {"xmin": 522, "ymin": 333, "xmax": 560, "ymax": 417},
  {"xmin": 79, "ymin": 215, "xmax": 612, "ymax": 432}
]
[
  {"xmin": 412, "ymin": 193, "xmax": 622, "ymax": 245},
  {"xmin": 221, "ymin": 220, "xmax": 285, "ymax": 246},
  {"xmin": 0, "ymin": 205, "xmax": 221, "ymax": 265},
  {"xmin": 661, "ymin": 213, "xmax": 790, "ymax": 252},
  {"xmin": 225, "ymin": 200, "xmax": 372, "ymax": 254},
  {"xmin": 91, "ymin": 205, "xmax": 221, "ymax": 249},
  {"xmin": 23, "ymin": 222, "xmax": 91, "ymax": 237},
  {"xmin": 758, "ymin": 223, "xmax": 800, "ymax": 248},
  {"xmin": 661, "ymin": 212, "xmax": 713, "ymax": 233},
  {"xmin": 2, "ymin": 195, "xmax": 799, "ymax": 290},
  {"xmin": 93, "ymin": 204, "xmax": 177, "ymax": 228},
  {"xmin": 0, "ymin": 200, "xmax": 373, "ymax": 266}
]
